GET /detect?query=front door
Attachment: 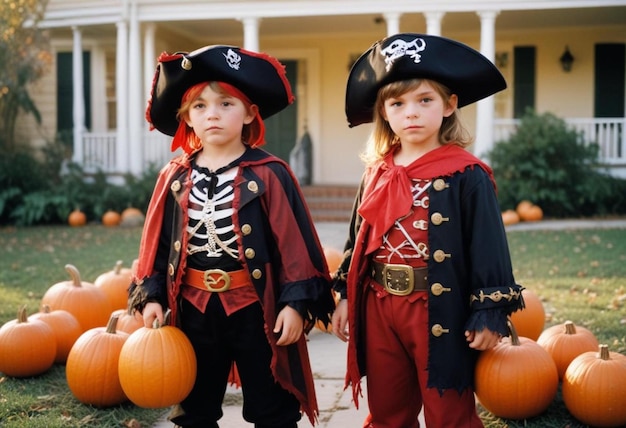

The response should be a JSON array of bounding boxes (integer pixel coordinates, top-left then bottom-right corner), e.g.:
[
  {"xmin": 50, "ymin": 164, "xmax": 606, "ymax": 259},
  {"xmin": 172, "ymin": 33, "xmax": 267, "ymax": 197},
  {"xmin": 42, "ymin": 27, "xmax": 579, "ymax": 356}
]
[{"xmin": 263, "ymin": 60, "xmax": 297, "ymax": 162}]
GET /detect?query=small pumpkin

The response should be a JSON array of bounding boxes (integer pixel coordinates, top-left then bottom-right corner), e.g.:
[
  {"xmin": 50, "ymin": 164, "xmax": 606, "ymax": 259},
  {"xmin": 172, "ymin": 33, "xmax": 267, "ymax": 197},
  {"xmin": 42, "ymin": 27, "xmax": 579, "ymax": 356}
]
[
  {"xmin": 41, "ymin": 264, "xmax": 112, "ymax": 332},
  {"xmin": 0, "ymin": 306, "xmax": 57, "ymax": 377},
  {"xmin": 118, "ymin": 311, "xmax": 196, "ymax": 408},
  {"xmin": 501, "ymin": 209, "xmax": 520, "ymax": 226},
  {"xmin": 537, "ymin": 320, "xmax": 599, "ymax": 379},
  {"xmin": 66, "ymin": 313, "xmax": 129, "ymax": 407},
  {"xmin": 562, "ymin": 344, "xmax": 626, "ymax": 427},
  {"xmin": 323, "ymin": 246, "xmax": 344, "ymax": 275},
  {"xmin": 101, "ymin": 210, "xmax": 121, "ymax": 227},
  {"xmin": 474, "ymin": 320, "xmax": 558, "ymax": 420},
  {"xmin": 94, "ymin": 260, "xmax": 133, "ymax": 310},
  {"xmin": 68, "ymin": 209, "xmax": 87, "ymax": 227},
  {"xmin": 509, "ymin": 288, "xmax": 545, "ymax": 341},
  {"xmin": 29, "ymin": 304, "xmax": 82, "ymax": 364},
  {"xmin": 120, "ymin": 207, "xmax": 145, "ymax": 227},
  {"xmin": 315, "ymin": 290, "xmax": 341, "ymax": 333},
  {"xmin": 112, "ymin": 309, "xmax": 144, "ymax": 334},
  {"xmin": 524, "ymin": 204, "xmax": 543, "ymax": 222}
]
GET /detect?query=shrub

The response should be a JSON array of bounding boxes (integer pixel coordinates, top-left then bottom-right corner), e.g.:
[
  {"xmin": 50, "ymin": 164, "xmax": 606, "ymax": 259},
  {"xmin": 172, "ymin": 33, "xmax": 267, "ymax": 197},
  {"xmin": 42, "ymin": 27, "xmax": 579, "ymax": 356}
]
[{"xmin": 488, "ymin": 109, "xmax": 625, "ymax": 218}]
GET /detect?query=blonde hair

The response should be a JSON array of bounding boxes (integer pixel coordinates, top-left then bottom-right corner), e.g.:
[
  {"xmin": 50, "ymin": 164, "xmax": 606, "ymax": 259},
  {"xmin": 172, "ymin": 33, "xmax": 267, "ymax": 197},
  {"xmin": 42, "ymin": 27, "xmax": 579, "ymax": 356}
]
[{"xmin": 360, "ymin": 78, "xmax": 472, "ymax": 165}]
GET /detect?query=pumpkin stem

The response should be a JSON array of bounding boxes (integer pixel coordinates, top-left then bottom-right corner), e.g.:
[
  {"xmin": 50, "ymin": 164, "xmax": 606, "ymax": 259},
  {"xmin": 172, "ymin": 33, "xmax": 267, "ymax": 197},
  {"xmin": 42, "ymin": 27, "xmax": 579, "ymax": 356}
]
[
  {"xmin": 41, "ymin": 304, "xmax": 52, "ymax": 314},
  {"xmin": 598, "ymin": 344, "xmax": 610, "ymax": 360},
  {"xmin": 506, "ymin": 317, "xmax": 521, "ymax": 346},
  {"xmin": 65, "ymin": 264, "xmax": 82, "ymax": 287},
  {"xmin": 164, "ymin": 309, "xmax": 172, "ymax": 326},
  {"xmin": 17, "ymin": 305, "xmax": 28, "ymax": 323},
  {"xmin": 106, "ymin": 314, "xmax": 120, "ymax": 334},
  {"xmin": 114, "ymin": 260, "xmax": 123, "ymax": 274},
  {"xmin": 564, "ymin": 320, "xmax": 577, "ymax": 335}
]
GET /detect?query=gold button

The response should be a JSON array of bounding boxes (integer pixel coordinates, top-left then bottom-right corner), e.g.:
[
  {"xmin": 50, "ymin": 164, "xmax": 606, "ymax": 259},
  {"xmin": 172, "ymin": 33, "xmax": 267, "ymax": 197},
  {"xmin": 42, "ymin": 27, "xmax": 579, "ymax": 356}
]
[
  {"xmin": 433, "ymin": 250, "xmax": 450, "ymax": 263},
  {"xmin": 241, "ymin": 224, "xmax": 252, "ymax": 235},
  {"xmin": 174, "ymin": 240, "xmax": 181, "ymax": 252},
  {"xmin": 431, "ymin": 324, "xmax": 450, "ymax": 337},
  {"xmin": 247, "ymin": 181, "xmax": 259, "ymax": 193},
  {"xmin": 168, "ymin": 263, "xmax": 175, "ymax": 277},
  {"xmin": 170, "ymin": 180, "xmax": 181, "ymax": 192},
  {"xmin": 433, "ymin": 179, "xmax": 448, "ymax": 191},
  {"xmin": 430, "ymin": 212, "xmax": 449, "ymax": 226},
  {"xmin": 181, "ymin": 57, "xmax": 192, "ymax": 70},
  {"xmin": 244, "ymin": 248, "xmax": 256, "ymax": 259},
  {"xmin": 252, "ymin": 269, "xmax": 262, "ymax": 279},
  {"xmin": 430, "ymin": 283, "xmax": 451, "ymax": 296}
]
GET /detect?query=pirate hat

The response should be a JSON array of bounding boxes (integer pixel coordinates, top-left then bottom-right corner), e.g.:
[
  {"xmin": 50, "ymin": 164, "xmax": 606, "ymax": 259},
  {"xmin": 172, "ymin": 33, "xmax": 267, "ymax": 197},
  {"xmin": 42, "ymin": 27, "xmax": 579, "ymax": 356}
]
[
  {"xmin": 345, "ymin": 33, "xmax": 506, "ymax": 127},
  {"xmin": 147, "ymin": 45, "xmax": 294, "ymax": 136}
]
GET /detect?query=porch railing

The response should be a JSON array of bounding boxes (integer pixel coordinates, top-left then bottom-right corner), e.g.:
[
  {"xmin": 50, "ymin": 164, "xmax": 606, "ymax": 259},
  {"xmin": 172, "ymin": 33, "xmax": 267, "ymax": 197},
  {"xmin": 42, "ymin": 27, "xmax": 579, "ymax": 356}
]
[{"xmin": 494, "ymin": 117, "xmax": 625, "ymax": 165}]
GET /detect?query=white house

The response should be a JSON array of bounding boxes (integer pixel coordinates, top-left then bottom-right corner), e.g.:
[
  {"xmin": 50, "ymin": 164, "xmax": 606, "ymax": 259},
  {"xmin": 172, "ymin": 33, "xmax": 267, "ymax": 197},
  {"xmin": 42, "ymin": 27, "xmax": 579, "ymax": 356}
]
[{"xmin": 19, "ymin": 0, "xmax": 626, "ymax": 183}]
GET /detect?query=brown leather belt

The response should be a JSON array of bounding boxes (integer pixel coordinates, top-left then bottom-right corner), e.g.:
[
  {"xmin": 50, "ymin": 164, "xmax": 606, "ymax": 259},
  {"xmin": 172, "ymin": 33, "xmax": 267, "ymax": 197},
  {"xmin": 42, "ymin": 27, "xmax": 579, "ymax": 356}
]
[
  {"xmin": 183, "ymin": 267, "xmax": 251, "ymax": 293},
  {"xmin": 371, "ymin": 262, "xmax": 428, "ymax": 296}
]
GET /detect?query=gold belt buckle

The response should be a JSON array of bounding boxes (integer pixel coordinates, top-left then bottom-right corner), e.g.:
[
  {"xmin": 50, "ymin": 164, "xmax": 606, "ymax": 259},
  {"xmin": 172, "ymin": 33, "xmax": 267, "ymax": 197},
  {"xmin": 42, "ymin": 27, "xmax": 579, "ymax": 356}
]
[
  {"xmin": 203, "ymin": 269, "xmax": 231, "ymax": 292},
  {"xmin": 383, "ymin": 264, "xmax": 414, "ymax": 296}
]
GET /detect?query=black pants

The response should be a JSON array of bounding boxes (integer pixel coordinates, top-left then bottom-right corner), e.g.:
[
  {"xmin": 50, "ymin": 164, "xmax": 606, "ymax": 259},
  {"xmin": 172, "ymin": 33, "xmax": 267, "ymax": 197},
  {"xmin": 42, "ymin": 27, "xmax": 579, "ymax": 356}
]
[{"xmin": 170, "ymin": 295, "xmax": 301, "ymax": 428}]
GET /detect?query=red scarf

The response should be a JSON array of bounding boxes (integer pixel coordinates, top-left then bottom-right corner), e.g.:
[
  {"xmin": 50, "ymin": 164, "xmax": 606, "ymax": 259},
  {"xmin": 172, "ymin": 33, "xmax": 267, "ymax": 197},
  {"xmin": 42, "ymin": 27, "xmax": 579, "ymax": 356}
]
[{"xmin": 357, "ymin": 144, "xmax": 495, "ymax": 254}]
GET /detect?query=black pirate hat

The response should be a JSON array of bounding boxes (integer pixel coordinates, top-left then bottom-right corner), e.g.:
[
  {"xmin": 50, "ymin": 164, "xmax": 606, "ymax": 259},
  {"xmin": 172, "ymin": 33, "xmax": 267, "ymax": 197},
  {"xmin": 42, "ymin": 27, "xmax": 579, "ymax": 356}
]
[
  {"xmin": 345, "ymin": 33, "xmax": 506, "ymax": 127},
  {"xmin": 147, "ymin": 45, "xmax": 294, "ymax": 136}
]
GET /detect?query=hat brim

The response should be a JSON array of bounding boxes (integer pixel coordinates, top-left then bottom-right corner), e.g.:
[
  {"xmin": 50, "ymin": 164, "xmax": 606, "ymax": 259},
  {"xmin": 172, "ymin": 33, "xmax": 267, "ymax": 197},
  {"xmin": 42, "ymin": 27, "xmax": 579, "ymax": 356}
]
[
  {"xmin": 147, "ymin": 45, "xmax": 294, "ymax": 136},
  {"xmin": 345, "ymin": 33, "xmax": 507, "ymax": 127}
]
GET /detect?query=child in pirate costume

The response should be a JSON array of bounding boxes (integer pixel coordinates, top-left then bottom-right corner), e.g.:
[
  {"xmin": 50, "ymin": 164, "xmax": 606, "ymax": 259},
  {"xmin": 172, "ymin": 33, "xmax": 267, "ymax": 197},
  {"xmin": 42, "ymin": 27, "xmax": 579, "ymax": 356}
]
[
  {"xmin": 128, "ymin": 45, "xmax": 335, "ymax": 428},
  {"xmin": 330, "ymin": 33, "xmax": 525, "ymax": 427}
]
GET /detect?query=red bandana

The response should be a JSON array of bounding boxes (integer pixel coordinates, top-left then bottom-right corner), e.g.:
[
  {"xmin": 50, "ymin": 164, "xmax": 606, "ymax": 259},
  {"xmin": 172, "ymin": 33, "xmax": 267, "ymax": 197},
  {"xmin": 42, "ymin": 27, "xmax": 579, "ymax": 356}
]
[{"xmin": 358, "ymin": 144, "xmax": 495, "ymax": 254}]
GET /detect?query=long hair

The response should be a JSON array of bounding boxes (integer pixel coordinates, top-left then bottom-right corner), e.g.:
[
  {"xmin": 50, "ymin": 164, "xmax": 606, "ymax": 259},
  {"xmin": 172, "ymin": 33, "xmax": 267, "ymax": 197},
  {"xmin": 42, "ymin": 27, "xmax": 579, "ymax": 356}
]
[
  {"xmin": 360, "ymin": 78, "xmax": 472, "ymax": 166},
  {"xmin": 171, "ymin": 81, "xmax": 266, "ymax": 154}
]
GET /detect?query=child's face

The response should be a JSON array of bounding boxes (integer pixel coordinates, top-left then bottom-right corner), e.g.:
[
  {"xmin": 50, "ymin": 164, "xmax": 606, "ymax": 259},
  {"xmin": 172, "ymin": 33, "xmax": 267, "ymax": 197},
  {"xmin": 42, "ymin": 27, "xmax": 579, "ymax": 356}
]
[
  {"xmin": 184, "ymin": 84, "xmax": 257, "ymax": 149},
  {"xmin": 382, "ymin": 81, "xmax": 457, "ymax": 150}
]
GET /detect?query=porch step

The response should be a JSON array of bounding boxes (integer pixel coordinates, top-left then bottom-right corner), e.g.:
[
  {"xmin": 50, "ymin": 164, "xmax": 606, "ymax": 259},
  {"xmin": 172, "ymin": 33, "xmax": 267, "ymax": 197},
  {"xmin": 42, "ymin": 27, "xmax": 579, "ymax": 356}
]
[{"xmin": 301, "ymin": 185, "xmax": 358, "ymax": 223}]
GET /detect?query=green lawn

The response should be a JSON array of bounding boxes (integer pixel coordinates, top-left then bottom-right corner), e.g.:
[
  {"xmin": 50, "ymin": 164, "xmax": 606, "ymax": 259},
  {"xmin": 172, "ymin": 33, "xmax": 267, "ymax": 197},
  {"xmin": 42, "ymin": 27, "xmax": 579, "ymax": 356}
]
[{"xmin": 0, "ymin": 224, "xmax": 625, "ymax": 427}]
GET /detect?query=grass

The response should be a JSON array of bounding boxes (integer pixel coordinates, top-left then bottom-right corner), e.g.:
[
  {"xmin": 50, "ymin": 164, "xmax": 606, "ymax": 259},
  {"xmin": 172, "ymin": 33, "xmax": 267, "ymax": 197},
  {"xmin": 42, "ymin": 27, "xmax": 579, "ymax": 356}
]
[{"xmin": 1, "ymin": 224, "xmax": 625, "ymax": 427}]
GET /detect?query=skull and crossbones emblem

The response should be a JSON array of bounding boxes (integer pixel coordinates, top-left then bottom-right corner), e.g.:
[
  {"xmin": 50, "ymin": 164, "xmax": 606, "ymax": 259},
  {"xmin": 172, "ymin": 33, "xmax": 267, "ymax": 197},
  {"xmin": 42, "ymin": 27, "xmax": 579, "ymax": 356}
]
[
  {"xmin": 380, "ymin": 38, "xmax": 427, "ymax": 71},
  {"xmin": 223, "ymin": 48, "xmax": 241, "ymax": 70}
]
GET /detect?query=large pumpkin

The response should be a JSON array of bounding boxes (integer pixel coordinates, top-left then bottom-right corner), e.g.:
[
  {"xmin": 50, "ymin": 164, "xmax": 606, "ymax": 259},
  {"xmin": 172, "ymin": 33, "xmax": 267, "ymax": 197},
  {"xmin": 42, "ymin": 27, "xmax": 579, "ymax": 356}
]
[
  {"xmin": 474, "ymin": 320, "xmax": 558, "ymax": 420},
  {"xmin": 562, "ymin": 344, "xmax": 626, "ymax": 427},
  {"xmin": 41, "ymin": 264, "xmax": 112, "ymax": 332},
  {"xmin": 94, "ymin": 260, "xmax": 133, "ymax": 310},
  {"xmin": 66, "ymin": 314, "xmax": 129, "ymax": 407},
  {"xmin": 29, "ymin": 304, "xmax": 82, "ymax": 364},
  {"xmin": 509, "ymin": 288, "xmax": 545, "ymax": 340},
  {"xmin": 537, "ymin": 320, "xmax": 599, "ymax": 379},
  {"xmin": 0, "ymin": 306, "xmax": 56, "ymax": 377},
  {"xmin": 118, "ymin": 313, "xmax": 196, "ymax": 408}
]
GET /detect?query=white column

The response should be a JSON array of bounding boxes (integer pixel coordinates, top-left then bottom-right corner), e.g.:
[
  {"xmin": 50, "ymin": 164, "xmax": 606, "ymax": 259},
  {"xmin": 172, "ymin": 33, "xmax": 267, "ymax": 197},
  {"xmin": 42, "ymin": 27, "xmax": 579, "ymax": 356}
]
[
  {"xmin": 424, "ymin": 12, "xmax": 445, "ymax": 36},
  {"xmin": 241, "ymin": 17, "xmax": 260, "ymax": 51},
  {"xmin": 115, "ymin": 21, "xmax": 129, "ymax": 173},
  {"xmin": 474, "ymin": 10, "xmax": 499, "ymax": 161},
  {"xmin": 143, "ymin": 23, "xmax": 156, "ymax": 103},
  {"xmin": 71, "ymin": 26, "xmax": 85, "ymax": 164},
  {"xmin": 128, "ymin": 1, "xmax": 143, "ymax": 175},
  {"xmin": 383, "ymin": 13, "xmax": 401, "ymax": 37}
]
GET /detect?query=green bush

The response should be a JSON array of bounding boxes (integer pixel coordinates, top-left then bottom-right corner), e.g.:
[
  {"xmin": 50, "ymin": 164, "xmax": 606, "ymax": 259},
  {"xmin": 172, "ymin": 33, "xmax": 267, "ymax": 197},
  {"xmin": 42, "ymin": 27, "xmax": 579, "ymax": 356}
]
[{"xmin": 488, "ymin": 109, "xmax": 626, "ymax": 218}]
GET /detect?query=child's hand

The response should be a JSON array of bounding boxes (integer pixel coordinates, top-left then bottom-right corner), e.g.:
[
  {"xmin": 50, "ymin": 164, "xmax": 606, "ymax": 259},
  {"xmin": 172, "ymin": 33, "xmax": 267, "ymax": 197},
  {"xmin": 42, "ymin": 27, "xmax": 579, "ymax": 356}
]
[
  {"xmin": 331, "ymin": 299, "xmax": 349, "ymax": 342},
  {"xmin": 465, "ymin": 328, "xmax": 501, "ymax": 350},
  {"xmin": 142, "ymin": 302, "xmax": 164, "ymax": 328},
  {"xmin": 274, "ymin": 305, "xmax": 304, "ymax": 346}
]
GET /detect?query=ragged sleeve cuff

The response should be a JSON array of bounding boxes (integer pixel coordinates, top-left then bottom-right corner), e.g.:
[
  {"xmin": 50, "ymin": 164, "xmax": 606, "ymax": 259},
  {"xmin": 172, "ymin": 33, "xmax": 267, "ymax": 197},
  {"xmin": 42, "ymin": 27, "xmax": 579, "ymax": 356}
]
[{"xmin": 127, "ymin": 272, "xmax": 167, "ymax": 314}]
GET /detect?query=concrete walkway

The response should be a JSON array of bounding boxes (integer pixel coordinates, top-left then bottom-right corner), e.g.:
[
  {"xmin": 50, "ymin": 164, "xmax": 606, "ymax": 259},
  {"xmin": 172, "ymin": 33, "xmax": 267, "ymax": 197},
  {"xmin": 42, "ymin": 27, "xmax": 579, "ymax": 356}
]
[{"xmin": 152, "ymin": 218, "xmax": 626, "ymax": 427}]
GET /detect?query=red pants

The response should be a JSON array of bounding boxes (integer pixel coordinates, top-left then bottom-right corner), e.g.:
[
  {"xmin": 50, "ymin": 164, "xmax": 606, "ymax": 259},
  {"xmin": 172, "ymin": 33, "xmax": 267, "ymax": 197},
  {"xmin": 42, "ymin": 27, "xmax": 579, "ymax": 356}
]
[{"xmin": 363, "ymin": 283, "xmax": 483, "ymax": 428}]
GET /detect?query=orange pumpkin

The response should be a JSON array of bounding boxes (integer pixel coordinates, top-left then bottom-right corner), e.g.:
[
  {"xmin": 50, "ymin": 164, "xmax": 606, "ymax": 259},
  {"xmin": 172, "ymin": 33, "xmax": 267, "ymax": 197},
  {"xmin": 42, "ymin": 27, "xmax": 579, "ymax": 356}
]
[
  {"xmin": 323, "ymin": 246, "xmax": 344, "ymax": 275},
  {"xmin": 66, "ymin": 314, "xmax": 129, "ymax": 407},
  {"xmin": 29, "ymin": 304, "xmax": 82, "ymax": 364},
  {"xmin": 101, "ymin": 210, "xmax": 121, "ymax": 227},
  {"xmin": 120, "ymin": 207, "xmax": 145, "ymax": 227},
  {"xmin": 68, "ymin": 209, "xmax": 87, "ymax": 227},
  {"xmin": 562, "ymin": 344, "xmax": 626, "ymax": 427},
  {"xmin": 41, "ymin": 264, "xmax": 112, "ymax": 332},
  {"xmin": 112, "ymin": 309, "xmax": 144, "ymax": 334},
  {"xmin": 509, "ymin": 288, "xmax": 545, "ymax": 340},
  {"xmin": 315, "ymin": 291, "xmax": 341, "ymax": 333},
  {"xmin": 537, "ymin": 320, "xmax": 599, "ymax": 379},
  {"xmin": 475, "ymin": 320, "xmax": 558, "ymax": 420},
  {"xmin": 94, "ymin": 260, "xmax": 133, "ymax": 310},
  {"xmin": 0, "ymin": 306, "xmax": 57, "ymax": 377},
  {"xmin": 524, "ymin": 204, "xmax": 543, "ymax": 222},
  {"xmin": 118, "ymin": 313, "xmax": 196, "ymax": 408},
  {"xmin": 501, "ymin": 209, "xmax": 520, "ymax": 225},
  {"xmin": 515, "ymin": 200, "xmax": 534, "ymax": 218}
]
